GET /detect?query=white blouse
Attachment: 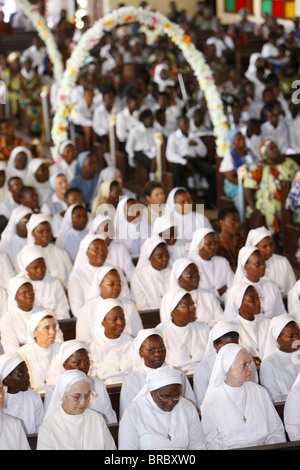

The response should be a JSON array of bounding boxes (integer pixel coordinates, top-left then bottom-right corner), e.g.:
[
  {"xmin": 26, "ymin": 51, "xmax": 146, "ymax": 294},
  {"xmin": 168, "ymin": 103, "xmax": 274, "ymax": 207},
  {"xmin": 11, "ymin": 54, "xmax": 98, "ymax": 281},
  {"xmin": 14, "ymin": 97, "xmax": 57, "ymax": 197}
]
[
  {"xmin": 119, "ymin": 392, "xmax": 206, "ymax": 450},
  {"xmin": 156, "ymin": 320, "xmax": 210, "ymax": 375}
]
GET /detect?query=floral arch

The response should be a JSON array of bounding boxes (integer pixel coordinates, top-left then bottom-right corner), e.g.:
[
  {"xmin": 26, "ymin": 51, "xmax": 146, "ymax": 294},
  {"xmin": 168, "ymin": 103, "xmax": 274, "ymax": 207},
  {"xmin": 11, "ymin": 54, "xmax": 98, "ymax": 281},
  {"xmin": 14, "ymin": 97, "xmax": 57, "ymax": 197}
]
[
  {"xmin": 19, "ymin": 5, "xmax": 229, "ymax": 159},
  {"xmin": 15, "ymin": 0, "xmax": 64, "ymax": 83}
]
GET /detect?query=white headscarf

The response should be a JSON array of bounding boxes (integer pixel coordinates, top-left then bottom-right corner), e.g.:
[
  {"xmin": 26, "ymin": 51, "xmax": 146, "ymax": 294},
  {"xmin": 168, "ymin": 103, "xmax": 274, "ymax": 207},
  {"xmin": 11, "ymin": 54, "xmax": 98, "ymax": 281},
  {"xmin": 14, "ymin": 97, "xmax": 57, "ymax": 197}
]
[
  {"xmin": 88, "ymin": 214, "xmax": 112, "ymax": 235},
  {"xmin": 233, "ymin": 245, "xmax": 259, "ymax": 283},
  {"xmin": 153, "ymin": 64, "xmax": 175, "ymax": 92},
  {"xmin": 17, "ymin": 244, "xmax": 45, "ymax": 274},
  {"xmin": 134, "ymin": 364, "xmax": 183, "ymax": 403},
  {"xmin": 133, "ymin": 328, "xmax": 164, "ymax": 369},
  {"xmin": 203, "ymin": 343, "xmax": 245, "ymax": 401},
  {"xmin": 24, "ymin": 158, "xmax": 48, "ymax": 188},
  {"xmin": 245, "ymin": 226, "xmax": 272, "ymax": 247},
  {"xmin": 223, "ymin": 282, "xmax": 257, "ymax": 321},
  {"xmin": 0, "ymin": 351, "xmax": 24, "ymax": 381},
  {"xmin": 152, "ymin": 213, "xmax": 177, "ymax": 238},
  {"xmin": 161, "ymin": 287, "xmax": 190, "ymax": 321},
  {"xmin": 26, "ymin": 309, "xmax": 56, "ymax": 343},
  {"xmin": 86, "ymin": 264, "xmax": 129, "ymax": 302},
  {"xmin": 53, "ymin": 339, "xmax": 89, "ymax": 378},
  {"xmin": 95, "ymin": 298, "xmax": 123, "ymax": 325},
  {"xmin": 0, "ymin": 205, "xmax": 33, "ymax": 241},
  {"xmin": 188, "ymin": 227, "xmax": 215, "ymax": 260},
  {"xmin": 6, "ymin": 146, "xmax": 32, "ymax": 181},
  {"xmin": 288, "ymin": 280, "xmax": 300, "ymax": 315},
  {"xmin": 59, "ymin": 140, "xmax": 75, "ymax": 158},
  {"xmin": 135, "ymin": 237, "xmax": 168, "ymax": 269},
  {"xmin": 7, "ymin": 274, "xmax": 34, "ymax": 310},
  {"xmin": 72, "ymin": 233, "xmax": 107, "ymax": 271},
  {"xmin": 43, "ymin": 369, "xmax": 90, "ymax": 421},
  {"xmin": 25, "ymin": 213, "xmax": 53, "ymax": 245},
  {"xmin": 169, "ymin": 257, "xmax": 196, "ymax": 290},
  {"xmin": 264, "ymin": 312, "xmax": 298, "ymax": 358},
  {"xmin": 56, "ymin": 204, "xmax": 88, "ymax": 252},
  {"xmin": 164, "ymin": 187, "xmax": 187, "ymax": 214},
  {"xmin": 114, "ymin": 196, "xmax": 149, "ymax": 247},
  {"xmin": 202, "ymin": 321, "xmax": 239, "ymax": 364}
]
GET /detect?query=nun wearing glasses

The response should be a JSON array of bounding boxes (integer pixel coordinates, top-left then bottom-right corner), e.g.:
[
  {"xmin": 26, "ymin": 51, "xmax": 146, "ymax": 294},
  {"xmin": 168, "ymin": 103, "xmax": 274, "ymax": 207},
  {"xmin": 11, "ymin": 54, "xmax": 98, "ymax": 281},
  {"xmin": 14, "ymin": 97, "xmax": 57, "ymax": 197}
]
[
  {"xmin": 36, "ymin": 369, "xmax": 116, "ymax": 450},
  {"xmin": 118, "ymin": 365, "xmax": 206, "ymax": 450}
]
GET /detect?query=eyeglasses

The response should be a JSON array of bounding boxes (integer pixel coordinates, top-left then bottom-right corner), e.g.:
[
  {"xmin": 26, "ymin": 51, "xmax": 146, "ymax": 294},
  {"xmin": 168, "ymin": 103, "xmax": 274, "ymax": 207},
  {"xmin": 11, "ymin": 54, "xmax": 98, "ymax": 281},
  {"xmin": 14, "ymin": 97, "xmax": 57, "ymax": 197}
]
[
  {"xmin": 156, "ymin": 391, "xmax": 182, "ymax": 402},
  {"xmin": 67, "ymin": 359, "xmax": 90, "ymax": 368},
  {"xmin": 67, "ymin": 391, "xmax": 95, "ymax": 402},
  {"xmin": 176, "ymin": 303, "xmax": 196, "ymax": 311},
  {"xmin": 142, "ymin": 346, "xmax": 166, "ymax": 354},
  {"xmin": 235, "ymin": 359, "xmax": 255, "ymax": 370}
]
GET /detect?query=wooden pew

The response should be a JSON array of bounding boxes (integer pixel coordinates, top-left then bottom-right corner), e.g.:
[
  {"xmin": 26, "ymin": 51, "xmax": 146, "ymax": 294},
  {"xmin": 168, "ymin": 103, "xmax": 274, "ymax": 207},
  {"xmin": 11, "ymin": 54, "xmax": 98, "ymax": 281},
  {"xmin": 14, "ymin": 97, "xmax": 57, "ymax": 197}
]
[
  {"xmin": 234, "ymin": 440, "xmax": 300, "ymax": 450},
  {"xmin": 139, "ymin": 309, "xmax": 160, "ymax": 329},
  {"xmin": 106, "ymin": 382, "xmax": 122, "ymax": 422},
  {"xmin": 281, "ymin": 179, "xmax": 300, "ymax": 268},
  {"xmin": 58, "ymin": 318, "xmax": 76, "ymax": 341}
]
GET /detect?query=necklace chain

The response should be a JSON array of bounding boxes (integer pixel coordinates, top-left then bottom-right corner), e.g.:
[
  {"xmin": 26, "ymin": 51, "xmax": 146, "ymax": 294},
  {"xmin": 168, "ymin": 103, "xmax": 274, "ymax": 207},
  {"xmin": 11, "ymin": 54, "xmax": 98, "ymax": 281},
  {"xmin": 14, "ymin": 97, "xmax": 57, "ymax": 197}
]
[{"xmin": 222, "ymin": 385, "xmax": 247, "ymax": 423}]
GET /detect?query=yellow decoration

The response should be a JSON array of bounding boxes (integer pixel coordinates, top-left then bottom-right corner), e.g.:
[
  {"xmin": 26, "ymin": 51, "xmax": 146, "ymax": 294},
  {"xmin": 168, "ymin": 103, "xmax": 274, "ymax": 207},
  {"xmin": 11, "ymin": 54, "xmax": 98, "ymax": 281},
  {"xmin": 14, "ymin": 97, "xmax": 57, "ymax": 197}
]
[{"xmin": 285, "ymin": 2, "xmax": 295, "ymax": 18}]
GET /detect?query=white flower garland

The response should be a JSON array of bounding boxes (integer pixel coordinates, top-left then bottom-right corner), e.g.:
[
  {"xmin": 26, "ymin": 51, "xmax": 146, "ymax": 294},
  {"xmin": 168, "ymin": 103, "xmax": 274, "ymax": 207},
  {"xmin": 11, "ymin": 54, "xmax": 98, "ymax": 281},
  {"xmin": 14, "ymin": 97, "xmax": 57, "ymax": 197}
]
[
  {"xmin": 51, "ymin": 6, "xmax": 229, "ymax": 159},
  {"xmin": 15, "ymin": 0, "xmax": 64, "ymax": 83}
]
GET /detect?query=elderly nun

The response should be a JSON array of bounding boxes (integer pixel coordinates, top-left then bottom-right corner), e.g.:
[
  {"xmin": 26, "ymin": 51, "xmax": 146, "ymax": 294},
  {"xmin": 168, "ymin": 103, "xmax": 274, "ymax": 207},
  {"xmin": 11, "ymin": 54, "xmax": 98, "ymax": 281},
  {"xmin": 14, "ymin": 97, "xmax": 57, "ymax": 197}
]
[
  {"xmin": 88, "ymin": 298, "xmax": 134, "ymax": 385},
  {"xmin": 118, "ymin": 365, "xmax": 207, "ymax": 450},
  {"xmin": 201, "ymin": 343, "xmax": 286, "ymax": 449},
  {"xmin": 259, "ymin": 313, "xmax": 300, "ymax": 403},
  {"xmin": 36, "ymin": 370, "xmax": 116, "ymax": 450},
  {"xmin": 193, "ymin": 321, "xmax": 241, "ymax": 408}
]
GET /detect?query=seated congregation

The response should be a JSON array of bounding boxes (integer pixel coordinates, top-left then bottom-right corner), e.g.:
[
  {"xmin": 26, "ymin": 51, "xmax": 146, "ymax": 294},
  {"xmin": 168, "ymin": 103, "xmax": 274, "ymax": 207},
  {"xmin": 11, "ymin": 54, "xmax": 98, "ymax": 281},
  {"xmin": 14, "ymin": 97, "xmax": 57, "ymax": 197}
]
[{"xmin": 0, "ymin": 0, "xmax": 300, "ymax": 451}]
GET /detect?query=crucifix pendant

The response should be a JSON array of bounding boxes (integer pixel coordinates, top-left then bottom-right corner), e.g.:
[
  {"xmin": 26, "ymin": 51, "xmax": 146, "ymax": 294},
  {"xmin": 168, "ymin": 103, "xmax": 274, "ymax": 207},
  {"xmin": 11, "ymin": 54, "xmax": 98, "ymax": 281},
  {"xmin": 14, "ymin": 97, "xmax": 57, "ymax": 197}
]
[
  {"xmin": 242, "ymin": 416, "xmax": 247, "ymax": 423},
  {"xmin": 167, "ymin": 434, "xmax": 172, "ymax": 441}
]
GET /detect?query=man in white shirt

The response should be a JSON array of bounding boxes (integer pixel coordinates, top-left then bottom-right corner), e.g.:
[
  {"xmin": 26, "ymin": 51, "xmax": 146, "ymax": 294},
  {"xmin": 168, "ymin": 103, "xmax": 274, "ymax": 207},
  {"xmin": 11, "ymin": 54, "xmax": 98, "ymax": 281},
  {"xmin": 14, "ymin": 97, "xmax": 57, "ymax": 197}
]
[
  {"xmin": 166, "ymin": 115, "xmax": 217, "ymax": 208},
  {"xmin": 125, "ymin": 109, "xmax": 157, "ymax": 178},
  {"xmin": 92, "ymin": 86, "xmax": 122, "ymax": 144},
  {"xmin": 115, "ymin": 92, "xmax": 140, "ymax": 156}
]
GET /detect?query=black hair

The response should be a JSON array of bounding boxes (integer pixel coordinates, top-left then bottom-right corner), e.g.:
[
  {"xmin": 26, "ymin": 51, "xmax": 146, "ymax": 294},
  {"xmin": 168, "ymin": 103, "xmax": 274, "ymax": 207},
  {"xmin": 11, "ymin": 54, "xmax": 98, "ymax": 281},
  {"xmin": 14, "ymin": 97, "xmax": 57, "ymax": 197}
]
[
  {"xmin": 144, "ymin": 180, "xmax": 165, "ymax": 197},
  {"xmin": 139, "ymin": 108, "xmax": 153, "ymax": 122},
  {"xmin": 217, "ymin": 206, "xmax": 239, "ymax": 221},
  {"xmin": 213, "ymin": 331, "xmax": 239, "ymax": 346},
  {"xmin": 64, "ymin": 187, "xmax": 83, "ymax": 199},
  {"xmin": 18, "ymin": 185, "xmax": 36, "ymax": 200}
]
